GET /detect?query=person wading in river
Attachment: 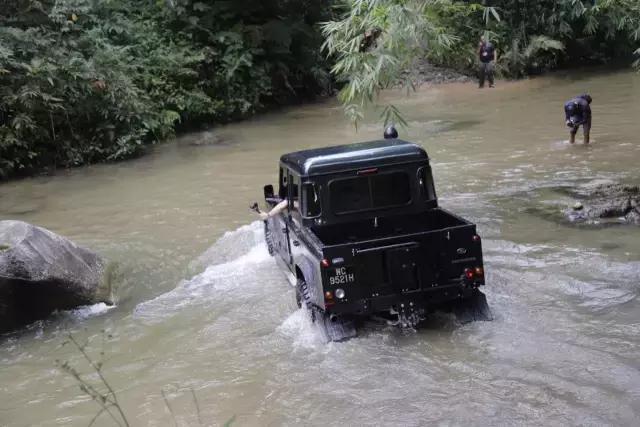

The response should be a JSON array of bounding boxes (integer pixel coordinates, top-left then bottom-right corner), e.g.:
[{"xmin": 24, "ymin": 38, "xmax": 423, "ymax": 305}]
[
  {"xmin": 564, "ymin": 94, "xmax": 592, "ymax": 144},
  {"xmin": 478, "ymin": 36, "xmax": 497, "ymax": 88}
]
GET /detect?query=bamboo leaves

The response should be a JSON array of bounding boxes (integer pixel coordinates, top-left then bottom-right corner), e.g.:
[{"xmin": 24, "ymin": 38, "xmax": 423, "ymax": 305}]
[
  {"xmin": 324, "ymin": 0, "xmax": 640, "ymax": 127},
  {"xmin": 322, "ymin": 0, "xmax": 454, "ymax": 126}
]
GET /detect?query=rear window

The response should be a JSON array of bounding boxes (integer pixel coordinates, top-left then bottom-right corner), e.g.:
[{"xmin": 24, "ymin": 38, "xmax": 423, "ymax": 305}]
[{"xmin": 330, "ymin": 172, "xmax": 411, "ymax": 214}]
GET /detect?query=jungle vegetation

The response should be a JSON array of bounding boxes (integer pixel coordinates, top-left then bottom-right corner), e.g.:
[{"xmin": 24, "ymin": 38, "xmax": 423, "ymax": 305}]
[
  {"xmin": 322, "ymin": 0, "xmax": 640, "ymax": 125},
  {"xmin": 1, "ymin": 0, "xmax": 639, "ymax": 178},
  {"xmin": 0, "ymin": 0, "xmax": 332, "ymax": 178}
]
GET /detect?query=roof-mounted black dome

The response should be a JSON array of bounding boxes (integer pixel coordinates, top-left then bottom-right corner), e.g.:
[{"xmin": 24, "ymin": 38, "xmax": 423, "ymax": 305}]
[{"xmin": 384, "ymin": 125, "xmax": 398, "ymax": 139}]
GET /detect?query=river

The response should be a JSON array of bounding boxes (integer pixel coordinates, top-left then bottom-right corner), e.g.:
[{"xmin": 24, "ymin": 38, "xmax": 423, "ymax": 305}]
[{"xmin": 1, "ymin": 69, "xmax": 640, "ymax": 426}]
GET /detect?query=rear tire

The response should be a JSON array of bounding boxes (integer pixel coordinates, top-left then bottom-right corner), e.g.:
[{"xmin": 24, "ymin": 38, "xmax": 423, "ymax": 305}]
[
  {"xmin": 295, "ymin": 282, "xmax": 303, "ymax": 308},
  {"xmin": 296, "ymin": 279, "xmax": 316, "ymax": 322},
  {"xmin": 263, "ymin": 221, "xmax": 274, "ymax": 256}
]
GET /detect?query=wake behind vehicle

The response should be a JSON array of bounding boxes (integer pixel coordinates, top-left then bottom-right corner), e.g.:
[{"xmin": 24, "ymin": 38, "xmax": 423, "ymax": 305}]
[{"xmin": 259, "ymin": 138, "xmax": 491, "ymax": 341}]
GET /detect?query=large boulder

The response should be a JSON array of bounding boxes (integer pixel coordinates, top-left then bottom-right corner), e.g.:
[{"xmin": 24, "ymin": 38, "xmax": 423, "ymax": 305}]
[{"xmin": 0, "ymin": 220, "xmax": 111, "ymax": 333}]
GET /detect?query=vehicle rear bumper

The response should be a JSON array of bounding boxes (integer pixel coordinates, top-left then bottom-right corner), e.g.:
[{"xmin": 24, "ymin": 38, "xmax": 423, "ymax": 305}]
[{"xmin": 325, "ymin": 282, "xmax": 482, "ymax": 316}]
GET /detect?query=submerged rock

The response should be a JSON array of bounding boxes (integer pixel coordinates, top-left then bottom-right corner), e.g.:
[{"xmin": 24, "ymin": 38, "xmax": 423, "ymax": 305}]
[
  {"xmin": 176, "ymin": 129, "xmax": 235, "ymax": 147},
  {"xmin": 565, "ymin": 184, "xmax": 640, "ymax": 226},
  {"xmin": 0, "ymin": 220, "xmax": 111, "ymax": 333},
  {"xmin": 523, "ymin": 183, "xmax": 640, "ymax": 228}
]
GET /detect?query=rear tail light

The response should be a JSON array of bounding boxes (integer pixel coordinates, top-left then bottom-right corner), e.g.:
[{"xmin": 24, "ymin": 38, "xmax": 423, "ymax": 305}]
[
  {"xmin": 324, "ymin": 290, "xmax": 335, "ymax": 307},
  {"xmin": 320, "ymin": 258, "xmax": 330, "ymax": 268},
  {"xmin": 472, "ymin": 234, "xmax": 481, "ymax": 242},
  {"xmin": 464, "ymin": 267, "xmax": 485, "ymax": 284},
  {"xmin": 464, "ymin": 268, "xmax": 475, "ymax": 280}
]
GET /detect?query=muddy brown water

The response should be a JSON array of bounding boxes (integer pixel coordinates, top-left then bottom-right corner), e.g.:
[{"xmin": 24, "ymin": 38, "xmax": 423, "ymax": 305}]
[{"xmin": 1, "ymin": 69, "xmax": 640, "ymax": 426}]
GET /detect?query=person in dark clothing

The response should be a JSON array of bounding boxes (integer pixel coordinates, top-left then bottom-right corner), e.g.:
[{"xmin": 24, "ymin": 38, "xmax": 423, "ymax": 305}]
[
  {"xmin": 478, "ymin": 36, "xmax": 497, "ymax": 88},
  {"xmin": 564, "ymin": 94, "xmax": 593, "ymax": 144}
]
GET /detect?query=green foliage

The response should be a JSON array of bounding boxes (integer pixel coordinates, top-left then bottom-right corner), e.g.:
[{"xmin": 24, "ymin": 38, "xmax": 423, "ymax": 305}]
[
  {"xmin": 1, "ymin": 1, "xmax": 179, "ymax": 177},
  {"xmin": 499, "ymin": 36, "xmax": 566, "ymax": 78},
  {"xmin": 323, "ymin": 0, "xmax": 640, "ymax": 125},
  {"xmin": 3, "ymin": 0, "xmax": 637, "ymax": 174},
  {"xmin": 0, "ymin": 0, "xmax": 332, "ymax": 179},
  {"xmin": 430, "ymin": 0, "xmax": 640, "ymax": 77},
  {"xmin": 322, "ymin": 0, "xmax": 456, "ymax": 126}
]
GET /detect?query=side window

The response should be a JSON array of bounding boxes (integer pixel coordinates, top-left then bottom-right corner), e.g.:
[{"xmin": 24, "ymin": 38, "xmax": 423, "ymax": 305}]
[
  {"xmin": 289, "ymin": 173, "xmax": 300, "ymax": 211},
  {"xmin": 302, "ymin": 183, "xmax": 321, "ymax": 217},
  {"xmin": 419, "ymin": 167, "xmax": 436, "ymax": 201},
  {"xmin": 279, "ymin": 167, "xmax": 288, "ymax": 199}
]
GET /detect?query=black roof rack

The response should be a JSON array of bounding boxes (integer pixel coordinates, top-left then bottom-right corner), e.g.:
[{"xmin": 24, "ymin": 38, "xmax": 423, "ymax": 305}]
[{"xmin": 280, "ymin": 139, "xmax": 428, "ymax": 176}]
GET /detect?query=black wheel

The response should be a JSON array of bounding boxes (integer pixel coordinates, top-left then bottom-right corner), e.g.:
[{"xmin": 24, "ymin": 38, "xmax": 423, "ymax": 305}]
[
  {"xmin": 295, "ymin": 283, "xmax": 303, "ymax": 308},
  {"xmin": 296, "ymin": 278, "xmax": 310, "ymax": 308},
  {"xmin": 263, "ymin": 221, "xmax": 274, "ymax": 255},
  {"xmin": 296, "ymin": 278, "xmax": 316, "ymax": 322}
]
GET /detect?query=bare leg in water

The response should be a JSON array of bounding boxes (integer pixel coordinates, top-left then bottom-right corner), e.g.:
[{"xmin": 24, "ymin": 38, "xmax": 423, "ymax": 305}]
[
  {"xmin": 583, "ymin": 121, "xmax": 591, "ymax": 144},
  {"xmin": 569, "ymin": 126, "xmax": 577, "ymax": 144}
]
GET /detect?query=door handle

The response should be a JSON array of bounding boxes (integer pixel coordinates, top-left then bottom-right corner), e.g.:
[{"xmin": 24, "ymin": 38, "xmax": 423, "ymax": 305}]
[
  {"xmin": 282, "ymin": 228, "xmax": 287, "ymax": 233},
  {"xmin": 292, "ymin": 240, "xmax": 300, "ymax": 247}
]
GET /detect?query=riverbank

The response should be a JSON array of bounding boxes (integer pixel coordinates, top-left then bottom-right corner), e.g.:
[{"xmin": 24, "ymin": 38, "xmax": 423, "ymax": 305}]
[
  {"xmin": 0, "ymin": 57, "xmax": 472, "ymax": 182},
  {"xmin": 2, "ymin": 61, "xmax": 634, "ymax": 183},
  {"xmin": 406, "ymin": 59, "xmax": 473, "ymax": 86}
]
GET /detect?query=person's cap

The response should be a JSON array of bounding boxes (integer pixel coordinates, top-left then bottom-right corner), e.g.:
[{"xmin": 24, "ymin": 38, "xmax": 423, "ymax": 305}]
[{"xmin": 384, "ymin": 125, "xmax": 398, "ymax": 139}]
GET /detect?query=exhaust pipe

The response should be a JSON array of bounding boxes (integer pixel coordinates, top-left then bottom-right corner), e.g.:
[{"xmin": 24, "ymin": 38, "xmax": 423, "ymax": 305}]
[{"xmin": 329, "ymin": 314, "xmax": 338, "ymax": 323}]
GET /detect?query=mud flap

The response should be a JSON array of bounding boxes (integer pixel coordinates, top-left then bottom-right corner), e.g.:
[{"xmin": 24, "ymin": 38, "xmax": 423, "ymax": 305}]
[
  {"xmin": 320, "ymin": 313, "xmax": 357, "ymax": 342},
  {"xmin": 454, "ymin": 290, "xmax": 493, "ymax": 324}
]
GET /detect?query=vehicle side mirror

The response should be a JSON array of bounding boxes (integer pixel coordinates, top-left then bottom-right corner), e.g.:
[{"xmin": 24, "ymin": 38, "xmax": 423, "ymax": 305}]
[
  {"xmin": 264, "ymin": 184, "xmax": 281, "ymax": 206},
  {"xmin": 263, "ymin": 185, "xmax": 274, "ymax": 198}
]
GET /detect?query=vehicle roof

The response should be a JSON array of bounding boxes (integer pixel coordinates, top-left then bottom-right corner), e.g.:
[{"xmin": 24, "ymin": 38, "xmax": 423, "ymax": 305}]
[{"xmin": 280, "ymin": 139, "xmax": 429, "ymax": 176}]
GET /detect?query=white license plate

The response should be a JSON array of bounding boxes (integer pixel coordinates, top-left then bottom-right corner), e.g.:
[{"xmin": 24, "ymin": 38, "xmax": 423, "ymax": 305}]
[{"xmin": 328, "ymin": 266, "xmax": 355, "ymax": 285}]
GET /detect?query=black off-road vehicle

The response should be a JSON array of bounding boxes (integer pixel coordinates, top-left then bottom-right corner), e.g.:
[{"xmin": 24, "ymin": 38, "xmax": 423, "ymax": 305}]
[{"xmin": 259, "ymin": 138, "xmax": 491, "ymax": 341}]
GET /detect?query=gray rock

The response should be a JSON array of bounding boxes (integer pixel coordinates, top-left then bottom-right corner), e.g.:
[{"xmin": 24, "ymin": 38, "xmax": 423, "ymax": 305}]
[
  {"xmin": 0, "ymin": 221, "xmax": 111, "ymax": 333},
  {"xmin": 565, "ymin": 184, "xmax": 640, "ymax": 226}
]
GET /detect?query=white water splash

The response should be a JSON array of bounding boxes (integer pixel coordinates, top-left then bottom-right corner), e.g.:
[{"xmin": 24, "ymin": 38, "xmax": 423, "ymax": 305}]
[
  {"xmin": 277, "ymin": 307, "xmax": 330, "ymax": 350},
  {"xmin": 66, "ymin": 303, "xmax": 115, "ymax": 320},
  {"xmin": 134, "ymin": 222, "xmax": 276, "ymax": 322}
]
